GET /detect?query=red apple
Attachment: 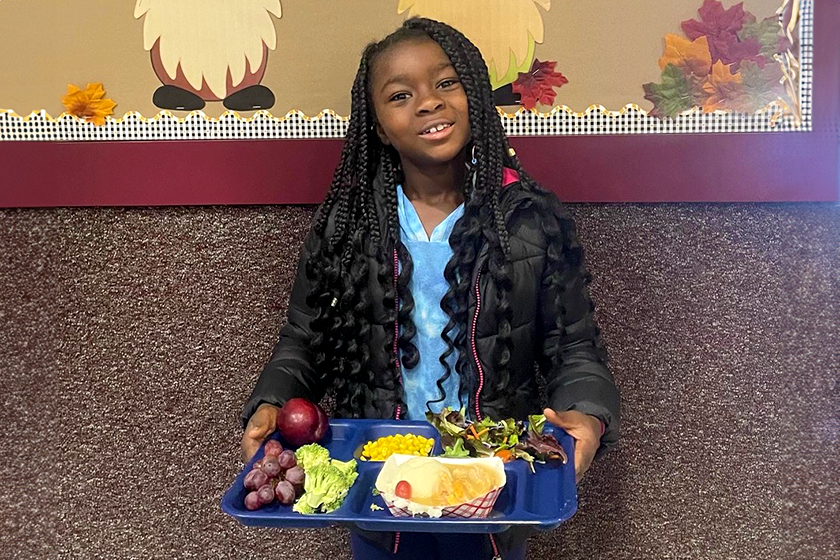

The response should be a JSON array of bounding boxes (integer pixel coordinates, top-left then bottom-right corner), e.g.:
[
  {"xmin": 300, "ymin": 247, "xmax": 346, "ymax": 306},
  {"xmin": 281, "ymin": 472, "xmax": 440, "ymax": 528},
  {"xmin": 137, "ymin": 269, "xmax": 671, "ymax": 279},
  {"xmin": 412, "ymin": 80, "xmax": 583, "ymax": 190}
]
[{"xmin": 275, "ymin": 398, "xmax": 329, "ymax": 446}]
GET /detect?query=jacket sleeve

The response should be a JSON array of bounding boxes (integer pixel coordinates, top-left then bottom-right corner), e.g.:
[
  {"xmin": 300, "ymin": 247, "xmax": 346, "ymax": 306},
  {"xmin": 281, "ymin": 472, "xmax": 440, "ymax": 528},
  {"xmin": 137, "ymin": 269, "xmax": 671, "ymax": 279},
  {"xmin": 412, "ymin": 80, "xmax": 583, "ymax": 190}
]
[
  {"xmin": 537, "ymin": 213, "xmax": 621, "ymax": 454},
  {"xmin": 240, "ymin": 226, "xmax": 329, "ymax": 428}
]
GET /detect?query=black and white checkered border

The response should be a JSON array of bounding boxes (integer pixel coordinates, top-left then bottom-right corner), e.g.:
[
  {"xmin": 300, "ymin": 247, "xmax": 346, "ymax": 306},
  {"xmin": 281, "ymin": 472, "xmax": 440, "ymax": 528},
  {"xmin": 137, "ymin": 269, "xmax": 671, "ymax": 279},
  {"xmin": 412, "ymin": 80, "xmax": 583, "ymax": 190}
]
[
  {"xmin": 0, "ymin": 110, "xmax": 349, "ymax": 141},
  {"xmin": 799, "ymin": 0, "xmax": 813, "ymax": 131},
  {"xmin": 499, "ymin": 102, "xmax": 798, "ymax": 136},
  {"xmin": 0, "ymin": 0, "xmax": 811, "ymax": 141}
]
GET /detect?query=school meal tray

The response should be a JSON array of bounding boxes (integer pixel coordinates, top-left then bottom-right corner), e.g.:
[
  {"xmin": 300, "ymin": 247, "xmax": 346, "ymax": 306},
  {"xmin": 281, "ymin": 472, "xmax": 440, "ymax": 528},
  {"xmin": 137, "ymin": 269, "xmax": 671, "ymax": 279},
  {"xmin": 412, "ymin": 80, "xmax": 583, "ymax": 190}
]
[{"xmin": 220, "ymin": 419, "xmax": 577, "ymax": 534}]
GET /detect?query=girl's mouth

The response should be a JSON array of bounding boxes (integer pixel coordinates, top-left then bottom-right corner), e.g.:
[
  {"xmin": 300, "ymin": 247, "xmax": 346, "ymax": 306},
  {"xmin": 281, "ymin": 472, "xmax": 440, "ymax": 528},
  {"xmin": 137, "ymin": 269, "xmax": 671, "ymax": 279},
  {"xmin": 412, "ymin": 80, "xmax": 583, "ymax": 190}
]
[{"xmin": 419, "ymin": 122, "xmax": 454, "ymax": 140}]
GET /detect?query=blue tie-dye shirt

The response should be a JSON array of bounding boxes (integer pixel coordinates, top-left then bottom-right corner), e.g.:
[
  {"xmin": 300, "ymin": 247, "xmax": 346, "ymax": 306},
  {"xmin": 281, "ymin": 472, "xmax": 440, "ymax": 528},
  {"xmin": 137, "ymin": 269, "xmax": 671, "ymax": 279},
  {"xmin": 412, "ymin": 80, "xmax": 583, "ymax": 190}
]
[{"xmin": 396, "ymin": 184, "xmax": 465, "ymax": 420}]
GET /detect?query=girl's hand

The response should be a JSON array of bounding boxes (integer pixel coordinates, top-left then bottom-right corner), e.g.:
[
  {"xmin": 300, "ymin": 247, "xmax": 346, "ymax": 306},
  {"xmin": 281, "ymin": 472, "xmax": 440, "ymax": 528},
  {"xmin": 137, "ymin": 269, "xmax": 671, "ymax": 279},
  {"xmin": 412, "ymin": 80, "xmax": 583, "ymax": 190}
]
[
  {"xmin": 241, "ymin": 403, "xmax": 281, "ymax": 462},
  {"xmin": 543, "ymin": 408, "xmax": 602, "ymax": 484}
]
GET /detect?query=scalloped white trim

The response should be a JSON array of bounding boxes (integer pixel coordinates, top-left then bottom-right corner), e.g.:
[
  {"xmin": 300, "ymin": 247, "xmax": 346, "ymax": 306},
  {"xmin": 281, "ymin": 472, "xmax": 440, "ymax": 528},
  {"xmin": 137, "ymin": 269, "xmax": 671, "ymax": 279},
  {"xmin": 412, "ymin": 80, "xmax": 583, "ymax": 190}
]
[{"xmin": 0, "ymin": 102, "xmax": 806, "ymax": 141}]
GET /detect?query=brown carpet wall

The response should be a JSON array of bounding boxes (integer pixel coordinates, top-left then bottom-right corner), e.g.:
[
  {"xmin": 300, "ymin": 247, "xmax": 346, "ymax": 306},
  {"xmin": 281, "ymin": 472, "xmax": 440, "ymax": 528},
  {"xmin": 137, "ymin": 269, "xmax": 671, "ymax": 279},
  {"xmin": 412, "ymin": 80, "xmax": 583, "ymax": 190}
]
[{"xmin": 0, "ymin": 203, "xmax": 838, "ymax": 559}]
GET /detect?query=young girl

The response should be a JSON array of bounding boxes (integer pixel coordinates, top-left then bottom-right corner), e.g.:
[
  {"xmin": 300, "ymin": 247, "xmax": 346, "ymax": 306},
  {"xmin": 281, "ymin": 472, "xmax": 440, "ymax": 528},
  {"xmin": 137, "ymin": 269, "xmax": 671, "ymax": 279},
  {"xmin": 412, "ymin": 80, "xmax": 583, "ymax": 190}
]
[{"xmin": 240, "ymin": 17, "xmax": 620, "ymax": 560}]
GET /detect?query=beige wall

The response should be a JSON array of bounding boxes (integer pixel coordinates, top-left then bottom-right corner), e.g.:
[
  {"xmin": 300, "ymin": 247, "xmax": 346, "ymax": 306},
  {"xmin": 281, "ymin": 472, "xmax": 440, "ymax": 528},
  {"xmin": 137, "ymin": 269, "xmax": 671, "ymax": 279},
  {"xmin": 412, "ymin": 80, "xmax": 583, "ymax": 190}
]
[{"xmin": 0, "ymin": 0, "xmax": 785, "ymax": 118}]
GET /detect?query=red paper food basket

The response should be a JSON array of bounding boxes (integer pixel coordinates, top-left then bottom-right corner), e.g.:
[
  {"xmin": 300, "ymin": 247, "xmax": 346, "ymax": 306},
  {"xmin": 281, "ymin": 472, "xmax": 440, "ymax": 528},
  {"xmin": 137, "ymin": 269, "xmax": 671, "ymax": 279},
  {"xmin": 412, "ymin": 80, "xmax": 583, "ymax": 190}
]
[{"xmin": 384, "ymin": 485, "xmax": 503, "ymax": 519}]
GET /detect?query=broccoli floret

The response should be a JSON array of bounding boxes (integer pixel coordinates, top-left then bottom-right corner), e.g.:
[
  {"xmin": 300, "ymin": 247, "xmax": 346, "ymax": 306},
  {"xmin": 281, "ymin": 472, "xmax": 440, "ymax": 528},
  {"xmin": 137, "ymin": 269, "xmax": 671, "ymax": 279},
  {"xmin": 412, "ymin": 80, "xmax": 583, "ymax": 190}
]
[
  {"xmin": 345, "ymin": 470, "xmax": 358, "ymax": 487},
  {"xmin": 291, "ymin": 449, "xmax": 360, "ymax": 515},
  {"xmin": 330, "ymin": 458, "xmax": 358, "ymax": 483},
  {"xmin": 296, "ymin": 463, "xmax": 352, "ymax": 514},
  {"xmin": 292, "ymin": 499, "xmax": 315, "ymax": 515},
  {"xmin": 322, "ymin": 495, "xmax": 345, "ymax": 514},
  {"xmin": 295, "ymin": 443, "xmax": 330, "ymax": 471}
]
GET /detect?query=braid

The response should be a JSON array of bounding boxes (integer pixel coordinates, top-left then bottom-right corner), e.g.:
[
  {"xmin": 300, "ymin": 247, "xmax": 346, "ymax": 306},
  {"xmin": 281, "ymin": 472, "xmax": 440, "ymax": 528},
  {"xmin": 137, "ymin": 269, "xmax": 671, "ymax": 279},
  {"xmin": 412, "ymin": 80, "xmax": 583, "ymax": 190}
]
[
  {"xmin": 379, "ymin": 150, "xmax": 421, "ymax": 371},
  {"xmin": 304, "ymin": 42, "xmax": 395, "ymax": 416}
]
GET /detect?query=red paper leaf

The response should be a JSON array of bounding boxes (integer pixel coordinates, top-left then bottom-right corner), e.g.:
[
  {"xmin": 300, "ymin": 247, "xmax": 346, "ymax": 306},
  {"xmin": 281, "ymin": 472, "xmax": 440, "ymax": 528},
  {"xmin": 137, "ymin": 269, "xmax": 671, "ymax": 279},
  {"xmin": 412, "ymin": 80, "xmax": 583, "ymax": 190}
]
[
  {"xmin": 681, "ymin": 0, "xmax": 762, "ymax": 69},
  {"xmin": 717, "ymin": 35, "xmax": 765, "ymax": 71},
  {"xmin": 682, "ymin": 0, "xmax": 751, "ymax": 40},
  {"xmin": 512, "ymin": 59, "xmax": 569, "ymax": 110}
]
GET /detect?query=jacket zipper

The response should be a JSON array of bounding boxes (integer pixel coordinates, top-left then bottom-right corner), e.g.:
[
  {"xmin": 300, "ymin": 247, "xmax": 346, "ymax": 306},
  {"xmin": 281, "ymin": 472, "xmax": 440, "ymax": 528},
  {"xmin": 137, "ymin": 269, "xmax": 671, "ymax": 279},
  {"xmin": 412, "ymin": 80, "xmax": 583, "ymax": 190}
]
[
  {"xmin": 392, "ymin": 248, "xmax": 403, "ymax": 555},
  {"xmin": 474, "ymin": 270, "xmax": 500, "ymax": 560},
  {"xmin": 470, "ymin": 269, "xmax": 485, "ymax": 422},
  {"xmin": 393, "ymin": 247, "xmax": 402, "ymax": 420},
  {"xmin": 488, "ymin": 533, "xmax": 501, "ymax": 559}
]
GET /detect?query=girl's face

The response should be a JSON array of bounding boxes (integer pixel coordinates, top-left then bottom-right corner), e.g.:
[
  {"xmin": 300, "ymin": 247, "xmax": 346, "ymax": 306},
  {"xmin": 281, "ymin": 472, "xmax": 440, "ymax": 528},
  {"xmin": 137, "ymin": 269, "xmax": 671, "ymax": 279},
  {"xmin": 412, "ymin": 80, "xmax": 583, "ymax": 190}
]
[{"xmin": 369, "ymin": 38, "xmax": 472, "ymax": 172}]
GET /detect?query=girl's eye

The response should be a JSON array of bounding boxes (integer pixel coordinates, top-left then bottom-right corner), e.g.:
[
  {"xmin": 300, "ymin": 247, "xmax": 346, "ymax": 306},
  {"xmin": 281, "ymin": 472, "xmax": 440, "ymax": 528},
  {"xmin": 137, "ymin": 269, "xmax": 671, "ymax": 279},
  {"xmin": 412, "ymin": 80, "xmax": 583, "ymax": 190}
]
[{"xmin": 387, "ymin": 79, "xmax": 458, "ymax": 102}]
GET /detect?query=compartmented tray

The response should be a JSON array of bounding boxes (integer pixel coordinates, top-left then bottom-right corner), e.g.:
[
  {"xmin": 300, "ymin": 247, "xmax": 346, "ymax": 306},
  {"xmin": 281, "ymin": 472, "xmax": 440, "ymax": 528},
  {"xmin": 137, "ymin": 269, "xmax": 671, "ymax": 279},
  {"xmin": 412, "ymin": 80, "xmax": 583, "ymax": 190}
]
[{"xmin": 221, "ymin": 419, "xmax": 577, "ymax": 534}]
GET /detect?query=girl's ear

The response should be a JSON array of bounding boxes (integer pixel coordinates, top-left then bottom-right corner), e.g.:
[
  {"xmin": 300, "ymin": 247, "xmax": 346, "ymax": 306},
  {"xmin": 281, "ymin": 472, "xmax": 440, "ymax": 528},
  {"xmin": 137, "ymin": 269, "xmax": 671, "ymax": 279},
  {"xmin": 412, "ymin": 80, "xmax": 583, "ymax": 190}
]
[{"xmin": 374, "ymin": 122, "xmax": 392, "ymax": 146}]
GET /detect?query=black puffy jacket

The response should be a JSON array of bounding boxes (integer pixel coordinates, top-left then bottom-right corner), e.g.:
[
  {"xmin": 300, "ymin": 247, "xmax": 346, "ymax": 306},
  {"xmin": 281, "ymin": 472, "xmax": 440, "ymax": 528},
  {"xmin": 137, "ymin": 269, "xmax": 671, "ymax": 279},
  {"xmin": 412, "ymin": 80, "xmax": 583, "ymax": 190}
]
[{"xmin": 242, "ymin": 167, "xmax": 620, "ymax": 452}]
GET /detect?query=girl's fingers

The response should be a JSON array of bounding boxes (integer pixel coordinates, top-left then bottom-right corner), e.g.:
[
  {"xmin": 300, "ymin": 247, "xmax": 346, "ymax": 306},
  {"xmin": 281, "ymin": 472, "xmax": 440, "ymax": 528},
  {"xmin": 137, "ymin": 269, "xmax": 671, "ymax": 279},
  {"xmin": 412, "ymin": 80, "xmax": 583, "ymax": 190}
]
[
  {"xmin": 543, "ymin": 408, "xmax": 574, "ymax": 428},
  {"xmin": 543, "ymin": 408, "xmax": 600, "ymax": 483},
  {"xmin": 242, "ymin": 426, "xmax": 270, "ymax": 462},
  {"xmin": 574, "ymin": 451, "xmax": 584, "ymax": 482},
  {"xmin": 574, "ymin": 438, "xmax": 598, "ymax": 483},
  {"xmin": 544, "ymin": 408, "xmax": 600, "ymax": 437},
  {"xmin": 242, "ymin": 437, "xmax": 260, "ymax": 463},
  {"xmin": 241, "ymin": 406, "xmax": 277, "ymax": 462},
  {"xmin": 246, "ymin": 413, "xmax": 271, "ymax": 437}
]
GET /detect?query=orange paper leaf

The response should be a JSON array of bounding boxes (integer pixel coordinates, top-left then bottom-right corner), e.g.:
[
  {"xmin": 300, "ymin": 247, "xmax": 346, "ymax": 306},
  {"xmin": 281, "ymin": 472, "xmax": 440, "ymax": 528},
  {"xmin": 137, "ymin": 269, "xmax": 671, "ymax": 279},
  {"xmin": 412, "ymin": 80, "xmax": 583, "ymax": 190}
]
[
  {"xmin": 659, "ymin": 34, "xmax": 713, "ymax": 77},
  {"xmin": 61, "ymin": 82, "xmax": 117, "ymax": 125},
  {"xmin": 701, "ymin": 61, "xmax": 746, "ymax": 112}
]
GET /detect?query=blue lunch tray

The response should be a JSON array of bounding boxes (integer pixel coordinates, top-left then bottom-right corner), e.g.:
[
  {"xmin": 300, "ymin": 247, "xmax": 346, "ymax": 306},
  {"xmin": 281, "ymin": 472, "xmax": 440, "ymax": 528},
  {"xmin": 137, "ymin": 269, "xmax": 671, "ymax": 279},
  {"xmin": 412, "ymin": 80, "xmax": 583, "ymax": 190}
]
[{"xmin": 221, "ymin": 419, "xmax": 577, "ymax": 534}]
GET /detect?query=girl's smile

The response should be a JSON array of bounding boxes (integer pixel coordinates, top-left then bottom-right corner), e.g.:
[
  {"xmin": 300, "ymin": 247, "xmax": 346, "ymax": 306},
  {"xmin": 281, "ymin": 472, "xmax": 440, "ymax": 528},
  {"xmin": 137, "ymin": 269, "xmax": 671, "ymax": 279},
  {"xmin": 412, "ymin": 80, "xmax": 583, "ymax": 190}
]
[{"xmin": 418, "ymin": 121, "xmax": 455, "ymax": 140}]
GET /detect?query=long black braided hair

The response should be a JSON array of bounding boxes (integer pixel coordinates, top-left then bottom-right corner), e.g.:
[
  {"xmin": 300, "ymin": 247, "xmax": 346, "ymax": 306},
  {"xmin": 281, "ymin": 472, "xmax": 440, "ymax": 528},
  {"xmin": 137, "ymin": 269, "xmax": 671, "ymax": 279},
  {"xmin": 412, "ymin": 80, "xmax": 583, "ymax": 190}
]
[{"xmin": 304, "ymin": 17, "xmax": 595, "ymax": 417}]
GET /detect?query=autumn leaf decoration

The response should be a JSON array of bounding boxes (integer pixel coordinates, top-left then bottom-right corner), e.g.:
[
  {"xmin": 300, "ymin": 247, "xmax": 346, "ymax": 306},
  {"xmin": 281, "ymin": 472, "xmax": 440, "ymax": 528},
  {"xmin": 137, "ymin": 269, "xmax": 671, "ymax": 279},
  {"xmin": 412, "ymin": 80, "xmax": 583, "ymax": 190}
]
[
  {"xmin": 702, "ymin": 60, "xmax": 747, "ymax": 112},
  {"xmin": 61, "ymin": 83, "xmax": 117, "ymax": 125},
  {"xmin": 658, "ymin": 35, "xmax": 712, "ymax": 78},
  {"xmin": 643, "ymin": 0, "xmax": 791, "ymax": 118},
  {"xmin": 512, "ymin": 59, "xmax": 569, "ymax": 110}
]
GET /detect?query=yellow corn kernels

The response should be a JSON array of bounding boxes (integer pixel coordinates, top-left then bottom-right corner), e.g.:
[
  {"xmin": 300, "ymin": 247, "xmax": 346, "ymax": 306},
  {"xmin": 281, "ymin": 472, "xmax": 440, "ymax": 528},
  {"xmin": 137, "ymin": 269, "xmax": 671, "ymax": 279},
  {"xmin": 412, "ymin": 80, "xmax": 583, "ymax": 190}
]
[{"xmin": 361, "ymin": 433, "xmax": 434, "ymax": 461}]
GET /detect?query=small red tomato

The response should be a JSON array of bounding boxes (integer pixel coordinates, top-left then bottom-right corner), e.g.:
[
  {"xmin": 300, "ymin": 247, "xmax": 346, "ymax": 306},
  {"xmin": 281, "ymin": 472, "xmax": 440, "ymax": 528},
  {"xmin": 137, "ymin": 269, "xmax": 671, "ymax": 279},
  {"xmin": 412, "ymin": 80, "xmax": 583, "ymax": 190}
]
[{"xmin": 395, "ymin": 480, "xmax": 412, "ymax": 500}]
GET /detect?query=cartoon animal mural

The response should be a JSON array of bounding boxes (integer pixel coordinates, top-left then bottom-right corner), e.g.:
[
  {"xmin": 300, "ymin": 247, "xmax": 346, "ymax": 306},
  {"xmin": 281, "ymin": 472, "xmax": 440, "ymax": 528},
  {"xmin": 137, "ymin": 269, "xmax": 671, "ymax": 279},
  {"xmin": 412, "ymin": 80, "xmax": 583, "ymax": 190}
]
[
  {"xmin": 134, "ymin": 0, "xmax": 282, "ymax": 111},
  {"xmin": 397, "ymin": 0, "xmax": 552, "ymax": 105}
]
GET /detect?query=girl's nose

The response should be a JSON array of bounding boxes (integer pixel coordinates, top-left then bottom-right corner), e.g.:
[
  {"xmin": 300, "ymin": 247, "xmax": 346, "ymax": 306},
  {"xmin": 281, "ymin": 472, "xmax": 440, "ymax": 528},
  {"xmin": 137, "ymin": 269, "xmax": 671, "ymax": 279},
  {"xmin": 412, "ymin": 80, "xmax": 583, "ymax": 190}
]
[{"xmin": 416, "ymin": 92, "xmax": 444, "ymax": 113}]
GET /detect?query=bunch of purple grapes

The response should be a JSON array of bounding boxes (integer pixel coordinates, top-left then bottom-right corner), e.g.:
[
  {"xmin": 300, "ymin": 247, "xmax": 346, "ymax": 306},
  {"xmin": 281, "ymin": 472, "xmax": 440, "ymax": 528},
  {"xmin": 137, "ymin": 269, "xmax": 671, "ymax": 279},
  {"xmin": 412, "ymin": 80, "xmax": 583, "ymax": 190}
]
[{"xmin": 243, "ymin": 439, "xmax": 305, "ymax": 510}]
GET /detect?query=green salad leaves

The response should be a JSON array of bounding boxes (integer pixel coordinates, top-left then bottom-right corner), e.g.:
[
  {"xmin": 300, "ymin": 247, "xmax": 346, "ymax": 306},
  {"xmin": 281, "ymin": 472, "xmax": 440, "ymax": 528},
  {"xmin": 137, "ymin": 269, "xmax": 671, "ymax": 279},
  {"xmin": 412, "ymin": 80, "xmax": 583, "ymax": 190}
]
[{"xmin": 427, "ymin": 408, "xmax": 568, "ymax": 471}]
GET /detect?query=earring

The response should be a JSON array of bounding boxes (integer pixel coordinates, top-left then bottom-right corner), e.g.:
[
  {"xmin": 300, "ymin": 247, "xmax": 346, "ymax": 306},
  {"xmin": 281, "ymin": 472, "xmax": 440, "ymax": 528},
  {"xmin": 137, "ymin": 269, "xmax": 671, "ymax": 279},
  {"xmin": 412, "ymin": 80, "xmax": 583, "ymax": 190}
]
[{"xmin": 464, "ymin": 144, "xmax": 478, "ymax": 172}]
